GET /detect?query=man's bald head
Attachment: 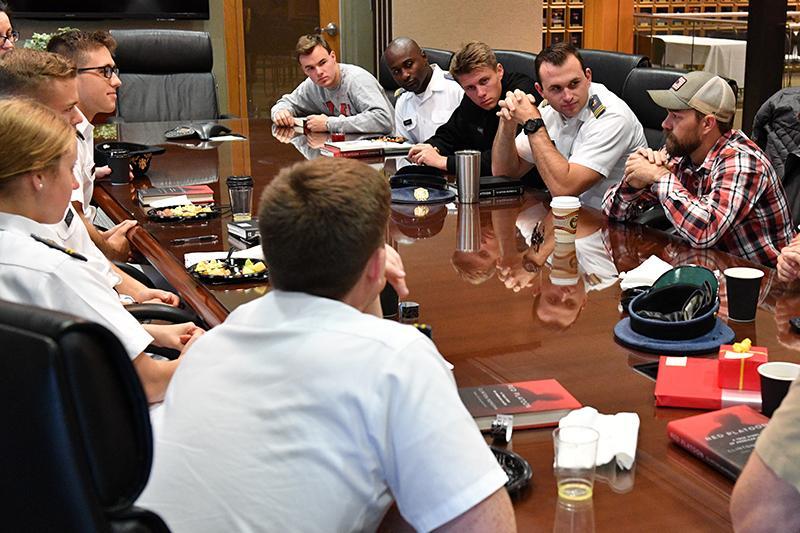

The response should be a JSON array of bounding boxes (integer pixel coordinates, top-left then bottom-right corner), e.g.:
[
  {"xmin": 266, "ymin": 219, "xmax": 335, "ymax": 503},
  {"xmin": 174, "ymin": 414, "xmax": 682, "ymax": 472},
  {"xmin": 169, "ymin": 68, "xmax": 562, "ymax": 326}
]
[{"xmin": 383, "ymin": 37, "xmax": 432, "ymax": 94}]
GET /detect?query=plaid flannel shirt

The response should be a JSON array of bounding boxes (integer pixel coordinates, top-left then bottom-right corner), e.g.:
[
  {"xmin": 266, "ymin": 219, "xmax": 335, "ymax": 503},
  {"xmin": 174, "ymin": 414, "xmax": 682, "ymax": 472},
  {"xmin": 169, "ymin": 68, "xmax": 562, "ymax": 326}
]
[{"xmin": 603, "ymin": 130, "xmax": 794, "ymax": 267}]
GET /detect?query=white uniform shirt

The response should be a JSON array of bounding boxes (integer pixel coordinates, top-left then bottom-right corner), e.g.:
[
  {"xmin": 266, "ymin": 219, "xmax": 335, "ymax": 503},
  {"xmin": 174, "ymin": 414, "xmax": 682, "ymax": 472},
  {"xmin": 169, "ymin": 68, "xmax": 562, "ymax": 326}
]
[
  {"xmin": 394, "ymin": 65, "xmax": 464, "ymax": 143},
  {"xmin": 73, "ymin": 109, "xmax": 97, "ymax": 221},
  {"xmin": 138, "ymin": 290, "xmax": 507, "ymax": 533},
  {"xmin": 0, "ymin": 213, "xmax": 152, "ymax": 359},
  {"xmin": 516, "ymin": 82, "xmax": 647, "ymax": 209},
  {"xmin": 575, "ymin": 229, "xmax": 618, "ymax": 292},
  {"xmin": 47, "ymin": 204, "xmax": 121, "ymax": 289}
]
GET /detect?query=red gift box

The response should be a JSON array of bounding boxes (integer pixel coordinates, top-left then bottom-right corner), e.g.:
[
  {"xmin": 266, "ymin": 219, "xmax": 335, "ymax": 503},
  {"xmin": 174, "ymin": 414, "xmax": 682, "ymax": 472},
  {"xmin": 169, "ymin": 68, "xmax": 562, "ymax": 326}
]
[
  {"xmin": 717, "ymin": 345, "xmax": 768, "ymax": 391},
  {"xmin": 654, "ymin": 356, "xmax": 761, "ymax": 410}
]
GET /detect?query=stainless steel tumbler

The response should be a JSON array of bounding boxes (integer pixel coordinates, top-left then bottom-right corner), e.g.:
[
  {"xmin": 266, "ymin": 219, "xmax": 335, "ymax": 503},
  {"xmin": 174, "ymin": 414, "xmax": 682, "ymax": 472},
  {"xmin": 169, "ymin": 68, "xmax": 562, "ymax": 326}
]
[{"xmin": 455, "ymin": 150, "xmax": 481, "ymax": 204}]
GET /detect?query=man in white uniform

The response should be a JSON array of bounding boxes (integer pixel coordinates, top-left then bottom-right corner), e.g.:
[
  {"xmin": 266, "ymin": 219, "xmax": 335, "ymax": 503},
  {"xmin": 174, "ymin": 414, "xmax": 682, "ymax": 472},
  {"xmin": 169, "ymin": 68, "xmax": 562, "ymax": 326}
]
[
  {"xmin": 48, "ymin": 30, "xmax": 134, "ymax": 262},
  {"xmin": 138, "ymin": 158, "xmax": 515, "ymax": 532},
  {"xmin": 0, "ymin": 48, "xmax": 178, "ymax": 305},
  {"xmin": 492, "ymin": 43, "xmax": 647, "ymax": 209},
  {"xmin": 384, "ymin": 37, "xmax": 463, "ymax": 143}
]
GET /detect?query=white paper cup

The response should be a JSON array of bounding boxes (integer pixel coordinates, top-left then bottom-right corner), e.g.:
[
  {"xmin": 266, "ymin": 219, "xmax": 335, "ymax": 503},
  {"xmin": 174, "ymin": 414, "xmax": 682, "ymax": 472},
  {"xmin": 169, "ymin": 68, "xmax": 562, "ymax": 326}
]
[{"xmin": 551, "ymin": 196, "xmax": 581, "ymax": 243}]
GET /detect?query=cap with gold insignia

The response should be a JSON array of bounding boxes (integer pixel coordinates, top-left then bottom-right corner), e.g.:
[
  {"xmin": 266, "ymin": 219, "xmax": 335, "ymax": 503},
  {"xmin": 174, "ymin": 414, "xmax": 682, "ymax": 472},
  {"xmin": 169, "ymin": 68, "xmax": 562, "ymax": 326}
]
[{"xmin": 647, "ymin": 71, "xmax": 736, "ymax": 123}]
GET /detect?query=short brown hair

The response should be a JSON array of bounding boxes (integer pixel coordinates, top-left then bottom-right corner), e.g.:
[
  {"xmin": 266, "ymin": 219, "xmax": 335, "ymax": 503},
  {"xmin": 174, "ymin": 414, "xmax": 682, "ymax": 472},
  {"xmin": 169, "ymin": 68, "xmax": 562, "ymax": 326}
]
[
  {"xmin": 258, "ymin": 158, "xmax": 390, "ymax": 299},
  {"xmin": 449, "ymin": 41, "xmax": 497, "ymax": 79},
  {"xmin": 0, "ymin": 48, "xmax": 76, "ymax": 98},
  {"xmin": 693, "ymin": 109, "xmax": 733, "ymax": 134},
  {"xmin": 0, "ymin": 97, "xmax": 74, "ymax": 183},
  {"xmin": 46, "ymin": 30, "xmax": 116, "ymax": 66},
  {"xmin": 294, "ymin": 34, "xmax": 331, "ymax": 61},
  {"xmin": 535, "ymin": 43, "xmax": 586, "ymax": 81}
]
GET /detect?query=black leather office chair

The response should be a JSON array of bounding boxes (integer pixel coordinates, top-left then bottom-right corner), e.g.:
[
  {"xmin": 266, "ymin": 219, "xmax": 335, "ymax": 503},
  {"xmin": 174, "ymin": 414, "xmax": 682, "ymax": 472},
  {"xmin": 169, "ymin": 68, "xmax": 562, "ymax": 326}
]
[
  {"xmin": 579, "ymin": 49, "xmax": 651, "ymax": 98},
  {"xmin": 621, "ymin": 67, "xmax": 688, "ymax": 149},
  {"xmin": 0, "ymin": 300, "xmax": 169, "ymax": 532},
  {"xmin": 493, "ymin": 49, "xmax": 541, "ymax": 104},
  {"xmin": 111, "ymin": 29, "xmax": 220, "ymax": 122},
  {"xmin": 423, "ymin": 47, "xmax": 454, "ymax": 72},
  {"xmin": 494, "ymin": 49, "xmax": 538, "ymax": 83}
]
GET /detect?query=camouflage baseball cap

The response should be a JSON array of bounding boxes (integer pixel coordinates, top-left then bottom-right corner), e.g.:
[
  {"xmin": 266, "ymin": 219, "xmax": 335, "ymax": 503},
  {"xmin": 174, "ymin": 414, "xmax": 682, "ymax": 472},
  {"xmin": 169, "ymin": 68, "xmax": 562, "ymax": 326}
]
[{"xmin": 648, "ymin": 71, "xmax": 736, "ymax": 123}]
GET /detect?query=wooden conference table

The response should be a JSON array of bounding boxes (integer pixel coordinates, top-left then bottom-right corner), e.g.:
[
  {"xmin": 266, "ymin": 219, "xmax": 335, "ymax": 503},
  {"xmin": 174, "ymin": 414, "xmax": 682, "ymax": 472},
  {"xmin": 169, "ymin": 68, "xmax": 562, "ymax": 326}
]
[{"xmin": 95, "ymin": 118, "xmax": 800, "ymax": 531}]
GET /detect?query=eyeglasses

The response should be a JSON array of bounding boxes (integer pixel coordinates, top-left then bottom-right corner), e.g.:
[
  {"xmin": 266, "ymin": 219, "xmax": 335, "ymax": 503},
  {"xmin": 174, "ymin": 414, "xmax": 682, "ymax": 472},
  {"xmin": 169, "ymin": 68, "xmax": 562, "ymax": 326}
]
[
  {"xmin": 77, "ymin": 65, "xmax": 120, "ymax": 79},
  {"xmin": 0, "ymin": 30, "xmax": 19, "ymax": 46}
]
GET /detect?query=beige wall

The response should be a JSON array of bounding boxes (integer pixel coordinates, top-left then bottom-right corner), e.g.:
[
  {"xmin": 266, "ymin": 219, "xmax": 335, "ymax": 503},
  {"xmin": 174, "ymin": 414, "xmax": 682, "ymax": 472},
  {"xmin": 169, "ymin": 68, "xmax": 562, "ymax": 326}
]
[{"xmin": 392, "ymin": 1, "xmax": 542, "ymax": 53}]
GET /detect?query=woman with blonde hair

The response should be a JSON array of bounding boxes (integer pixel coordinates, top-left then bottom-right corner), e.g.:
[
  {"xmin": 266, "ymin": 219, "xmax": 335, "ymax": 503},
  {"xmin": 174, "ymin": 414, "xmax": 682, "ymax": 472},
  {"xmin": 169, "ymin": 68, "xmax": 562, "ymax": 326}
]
[{"xmin": 0, "ymin": 98, "xmax": 202, "ymax": 403}]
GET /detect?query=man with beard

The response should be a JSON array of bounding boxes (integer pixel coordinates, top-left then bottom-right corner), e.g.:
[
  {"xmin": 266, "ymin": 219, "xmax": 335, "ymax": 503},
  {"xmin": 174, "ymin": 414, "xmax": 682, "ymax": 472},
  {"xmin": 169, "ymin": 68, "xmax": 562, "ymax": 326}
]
[
  {"xmin": 603, "ymin": 71, "xmax": 793, "ymax": 266},
  {"xmin": 384, "ymin": 37, "xmax": 463, "ymax": 144}
]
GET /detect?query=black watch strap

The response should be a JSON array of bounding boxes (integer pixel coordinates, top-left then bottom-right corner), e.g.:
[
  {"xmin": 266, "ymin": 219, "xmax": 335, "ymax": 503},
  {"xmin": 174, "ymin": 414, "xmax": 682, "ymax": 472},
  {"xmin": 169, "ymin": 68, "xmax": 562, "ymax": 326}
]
[{"xmin": 523, "ymin": 118, "xmax": 545, "ymax": 135}]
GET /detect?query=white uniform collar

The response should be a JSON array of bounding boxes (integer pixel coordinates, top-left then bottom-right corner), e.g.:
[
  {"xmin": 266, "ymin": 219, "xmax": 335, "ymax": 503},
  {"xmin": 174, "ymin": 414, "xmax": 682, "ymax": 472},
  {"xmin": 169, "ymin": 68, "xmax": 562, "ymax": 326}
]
[
  {"xmin": 0, "ymin": 212, "xmax": 57, "ymax": 239},
  {"xmin": 414, "ymin": 65, "xmax": 447, "ymax": 104},
  {"xmin": 75, "ymin": 108, "xmax": 93, "ymax": 140}
]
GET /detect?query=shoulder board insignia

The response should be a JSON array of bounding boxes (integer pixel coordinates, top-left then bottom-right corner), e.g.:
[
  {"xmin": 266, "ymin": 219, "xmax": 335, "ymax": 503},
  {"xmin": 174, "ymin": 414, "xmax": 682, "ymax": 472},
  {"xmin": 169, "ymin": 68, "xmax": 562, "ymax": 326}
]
[
  {"xmin": 394, "ymin": 88, "xmax": 405, "ymax": 97},
  {"xmin": 540, "ymin": 99, "xmax": 550, "ymax": 108},
  {"xmin": 30, "ymin": 233, "xmax": 88, "ymax": 261},
  {"xmin": 589, "ymin": 95, "xmax": 606, "ymax": 118}
]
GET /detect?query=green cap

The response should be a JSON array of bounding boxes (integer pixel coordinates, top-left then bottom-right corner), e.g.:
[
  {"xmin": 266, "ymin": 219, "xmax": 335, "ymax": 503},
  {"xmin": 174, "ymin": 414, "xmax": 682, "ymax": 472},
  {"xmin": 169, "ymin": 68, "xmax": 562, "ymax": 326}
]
[{"xmin": 648, "ymin": 71, "xmax": 736, "ymax": 123}]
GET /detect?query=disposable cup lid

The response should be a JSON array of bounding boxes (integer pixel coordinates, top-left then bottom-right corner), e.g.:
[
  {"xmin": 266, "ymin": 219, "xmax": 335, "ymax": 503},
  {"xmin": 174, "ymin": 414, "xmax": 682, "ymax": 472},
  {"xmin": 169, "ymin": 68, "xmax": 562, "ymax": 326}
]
[
  {"xmin": 550, "ymin": 196, "xmax": 581, "ymax": 210},
  {"xmin": 758, "ymin": 362, "xmax": 800, "ymax": 380},
  {"xmin": 724, "ymin": 267, "xmax": 765, "ymax": 280}
]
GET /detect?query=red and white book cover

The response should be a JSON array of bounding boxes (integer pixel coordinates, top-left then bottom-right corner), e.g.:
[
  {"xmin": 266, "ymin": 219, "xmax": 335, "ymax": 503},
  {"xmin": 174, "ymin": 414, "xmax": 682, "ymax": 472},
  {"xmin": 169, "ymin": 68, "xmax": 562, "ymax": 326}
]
[
  {"xmin": 458, "ymin": 379, "xmax": 581, "ymax": 430},
  {"xmin": 654, "ymin": 356, "xmax": 761, "ymax": 410},
  {"xmin": 666, "ymin": 405, "xmax": 768, "ymax": 480}
]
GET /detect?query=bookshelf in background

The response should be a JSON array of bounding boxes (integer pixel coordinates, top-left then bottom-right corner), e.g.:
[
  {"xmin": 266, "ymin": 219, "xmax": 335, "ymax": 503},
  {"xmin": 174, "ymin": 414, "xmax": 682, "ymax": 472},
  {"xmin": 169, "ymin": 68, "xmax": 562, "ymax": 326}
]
[{"xmin": 543, "ymin": 0, "xmax": 583, "ymax": 49}]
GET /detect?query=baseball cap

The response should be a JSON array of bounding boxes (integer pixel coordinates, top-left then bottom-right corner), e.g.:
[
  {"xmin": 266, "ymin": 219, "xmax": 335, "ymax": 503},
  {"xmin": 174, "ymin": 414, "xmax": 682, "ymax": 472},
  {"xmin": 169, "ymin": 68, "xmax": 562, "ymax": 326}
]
[{"xmin": 648, "ymin": 71, "xmax": 736, "ymax": 123}]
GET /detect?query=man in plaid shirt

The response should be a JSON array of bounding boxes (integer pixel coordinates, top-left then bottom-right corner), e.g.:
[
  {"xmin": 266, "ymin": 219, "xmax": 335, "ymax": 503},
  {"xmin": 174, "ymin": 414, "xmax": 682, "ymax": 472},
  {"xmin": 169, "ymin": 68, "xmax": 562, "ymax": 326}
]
[{"xmin": 603, "ymin": 71, "xmax": 793, "ymax": 267}]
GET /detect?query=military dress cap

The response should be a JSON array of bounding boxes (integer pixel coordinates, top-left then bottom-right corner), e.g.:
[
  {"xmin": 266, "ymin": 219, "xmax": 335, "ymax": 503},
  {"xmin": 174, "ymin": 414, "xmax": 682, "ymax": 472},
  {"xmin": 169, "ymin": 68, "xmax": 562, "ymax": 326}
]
[{"xmin": 647, "ymin": 71, "xmax": 736, "ymax": 123}]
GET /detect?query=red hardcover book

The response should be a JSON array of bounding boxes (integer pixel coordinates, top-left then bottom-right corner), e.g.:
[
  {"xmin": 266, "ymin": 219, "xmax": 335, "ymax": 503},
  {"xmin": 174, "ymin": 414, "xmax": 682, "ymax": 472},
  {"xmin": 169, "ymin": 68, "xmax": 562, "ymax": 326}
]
[
  {"xmin": 137, "ymin": 185, "xmax": 214, "ymax": 206},
  {"xmin": 320, "ymin": 139, "xmax": 412, "ymax": 158},
  {"xmin": 667, "ymin": 405, "xmax": 768, "ymax": 480},
  {"xmin": 654, "ymin": 356, "xmax": 761, "ymax": 410},
  {"xmin": 458, "ymin": 379, "xmax": 581, "ymax": 430}
]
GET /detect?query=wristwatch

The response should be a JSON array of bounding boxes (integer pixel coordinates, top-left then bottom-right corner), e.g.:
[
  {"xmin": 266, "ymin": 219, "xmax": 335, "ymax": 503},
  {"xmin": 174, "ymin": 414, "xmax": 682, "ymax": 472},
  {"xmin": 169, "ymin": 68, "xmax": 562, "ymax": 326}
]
[{"xmin": 523, "ymin": 118, "xmax": 545, "ymax": 135}]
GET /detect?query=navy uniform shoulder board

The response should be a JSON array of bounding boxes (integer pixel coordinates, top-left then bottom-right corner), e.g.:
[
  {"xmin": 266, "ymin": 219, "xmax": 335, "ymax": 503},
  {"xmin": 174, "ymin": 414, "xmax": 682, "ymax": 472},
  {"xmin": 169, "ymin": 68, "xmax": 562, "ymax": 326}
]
[
  {"xmin": 588, "ymin": 95, "xmax": 606, "ymax": 119},
  {"xmin": 30, "ymin": 233, "xmax": 88, "ymax": 261}
]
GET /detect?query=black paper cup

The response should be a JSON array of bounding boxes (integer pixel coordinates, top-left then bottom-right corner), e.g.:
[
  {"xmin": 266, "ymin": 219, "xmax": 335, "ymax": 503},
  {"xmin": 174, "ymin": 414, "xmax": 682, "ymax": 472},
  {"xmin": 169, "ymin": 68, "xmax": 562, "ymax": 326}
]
[
  {"xmin": 108, "ymin": 149, "xmax": 130, "ymax": 185},
  {"xmin": 724, "ymin": 267, "xmax": 764, "ymax": 322},
  {"xmin": 758, "ymin": 362, "xmax": 800, "ymax": 417}
]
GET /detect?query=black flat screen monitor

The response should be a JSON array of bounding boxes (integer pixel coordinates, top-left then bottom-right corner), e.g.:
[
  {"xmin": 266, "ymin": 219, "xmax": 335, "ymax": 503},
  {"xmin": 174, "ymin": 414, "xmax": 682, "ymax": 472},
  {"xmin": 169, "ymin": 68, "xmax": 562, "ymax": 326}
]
[{"xmin": 11, "ymin": 1, "xmax": 210, "ymax": 20}]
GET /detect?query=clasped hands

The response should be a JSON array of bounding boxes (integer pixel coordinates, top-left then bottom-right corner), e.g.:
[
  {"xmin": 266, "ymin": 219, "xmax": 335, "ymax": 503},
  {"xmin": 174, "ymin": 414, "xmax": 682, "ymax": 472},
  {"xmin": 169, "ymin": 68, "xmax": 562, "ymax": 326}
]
[
  {"xmin": 623, "ymin": 147, "xmax": 671, "ymax": 189},
  {"xmin": 496, "ymin": 89, "xmax": 540, "ymax": 124}
]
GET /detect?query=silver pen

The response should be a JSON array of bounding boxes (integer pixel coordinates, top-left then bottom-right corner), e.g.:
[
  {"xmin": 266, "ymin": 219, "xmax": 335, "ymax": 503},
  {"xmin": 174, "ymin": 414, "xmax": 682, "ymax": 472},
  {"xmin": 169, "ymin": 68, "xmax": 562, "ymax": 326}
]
[{"xmin": 170, "ymin": 235, "xmax": 219, "ymax": 246}]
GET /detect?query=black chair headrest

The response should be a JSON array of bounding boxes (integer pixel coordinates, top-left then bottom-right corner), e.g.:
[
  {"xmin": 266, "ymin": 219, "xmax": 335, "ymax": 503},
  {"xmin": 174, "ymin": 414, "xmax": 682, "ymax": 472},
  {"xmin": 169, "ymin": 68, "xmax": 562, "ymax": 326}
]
[{"xmin": 111, "ymin": 29, "xmax": 212, "ymax": 74}]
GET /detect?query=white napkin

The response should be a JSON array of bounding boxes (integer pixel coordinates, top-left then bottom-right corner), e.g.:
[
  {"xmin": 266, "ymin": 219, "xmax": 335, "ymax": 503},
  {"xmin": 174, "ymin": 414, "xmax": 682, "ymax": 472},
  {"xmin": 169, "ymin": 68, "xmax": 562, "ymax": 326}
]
[
  {"xmin": 150, "ymin": 195, "xmax": 191, "ymax": 208},
  {"xmin": 559, "ymin": 406, "xmax": 640, "ymax": 469},
  {"xmin": 209, "ymin": 134, "xmax": 246, "ymax": 142},
  {"xmin": 183, "ymin": 245, "xmax": 263, "ymax": 268},
  {"xmin": 618, "ymin": 255, "xmax": 673, "ymax": 290}
]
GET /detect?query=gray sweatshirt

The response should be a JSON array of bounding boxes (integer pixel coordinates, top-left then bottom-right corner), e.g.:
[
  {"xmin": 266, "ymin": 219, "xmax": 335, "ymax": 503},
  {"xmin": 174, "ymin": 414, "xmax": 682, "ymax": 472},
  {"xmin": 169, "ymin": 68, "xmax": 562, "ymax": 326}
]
[{"xmin": 270, "ymin": 63, "xmax": 394, "ymax": 134}]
